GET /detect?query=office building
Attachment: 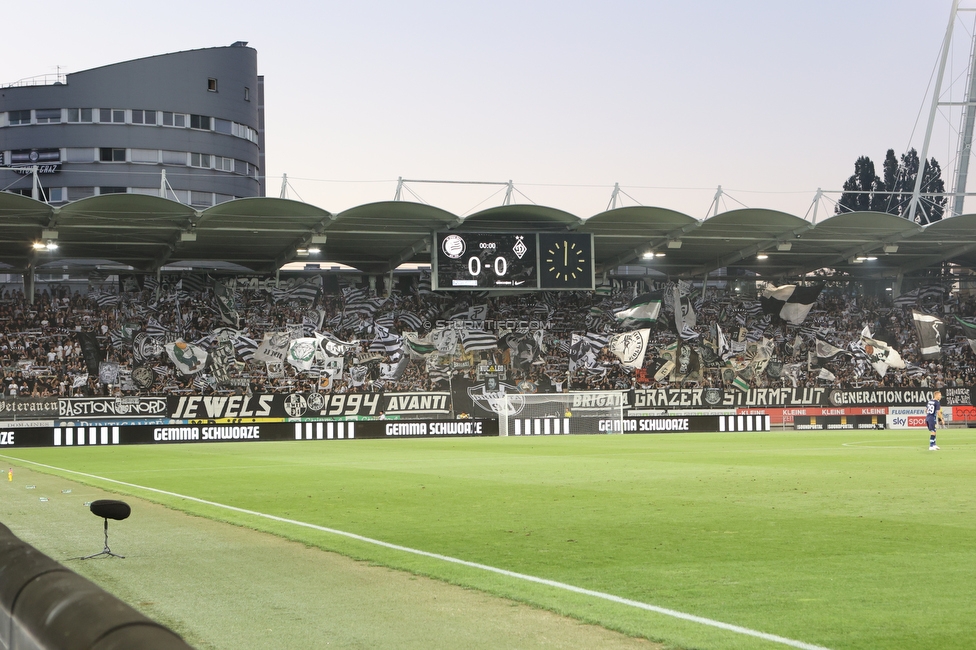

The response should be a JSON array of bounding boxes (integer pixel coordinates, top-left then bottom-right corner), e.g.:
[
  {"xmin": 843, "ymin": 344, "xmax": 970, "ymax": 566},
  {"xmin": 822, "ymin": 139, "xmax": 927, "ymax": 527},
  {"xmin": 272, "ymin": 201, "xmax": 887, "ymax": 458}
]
[{"xmin": 0, "ymin": 43, "xmax": 265, "ymax": 207}]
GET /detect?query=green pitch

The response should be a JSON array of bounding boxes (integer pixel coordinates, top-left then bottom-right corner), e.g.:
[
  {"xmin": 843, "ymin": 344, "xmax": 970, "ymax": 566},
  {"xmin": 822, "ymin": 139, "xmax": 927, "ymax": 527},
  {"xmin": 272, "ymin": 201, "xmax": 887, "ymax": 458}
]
[{"xmin": 4, "ymin": 430, "xmax": 975, "ymax": 650}]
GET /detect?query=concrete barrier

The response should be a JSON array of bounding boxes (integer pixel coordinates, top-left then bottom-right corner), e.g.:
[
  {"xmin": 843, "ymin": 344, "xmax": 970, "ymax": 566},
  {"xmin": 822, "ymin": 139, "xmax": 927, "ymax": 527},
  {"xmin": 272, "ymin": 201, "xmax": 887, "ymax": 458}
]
[{"xmin": 0, "ymin": 523, "xmax": 193, "ymax": 650}]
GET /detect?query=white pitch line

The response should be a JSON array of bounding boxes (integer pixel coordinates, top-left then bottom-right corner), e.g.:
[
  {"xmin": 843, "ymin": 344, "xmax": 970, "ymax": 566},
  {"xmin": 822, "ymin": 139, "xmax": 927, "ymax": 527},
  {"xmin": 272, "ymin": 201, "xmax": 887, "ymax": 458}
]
[
  {"xmin": 840, "ymin": 440, "xmax": 918, "ymax": 449},
  {"xmin": 2, "ymin": 455, "xmax": 831, "ymax": 650}
]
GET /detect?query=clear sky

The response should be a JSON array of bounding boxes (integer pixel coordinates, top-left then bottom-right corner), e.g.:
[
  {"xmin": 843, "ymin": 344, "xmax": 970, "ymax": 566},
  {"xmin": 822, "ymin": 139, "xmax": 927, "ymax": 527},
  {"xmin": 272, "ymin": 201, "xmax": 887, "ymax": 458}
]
[{"xmin": 3, "ymin": 0, "xmax": 972, "ymax": 219}]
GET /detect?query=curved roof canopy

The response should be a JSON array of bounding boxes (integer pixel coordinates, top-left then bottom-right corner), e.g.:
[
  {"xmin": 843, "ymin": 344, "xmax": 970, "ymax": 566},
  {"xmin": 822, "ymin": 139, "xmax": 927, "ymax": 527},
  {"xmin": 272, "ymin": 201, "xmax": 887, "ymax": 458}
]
[{"xmin": 3, "ymin": 192, "xmax": 976, "ymax": 279}]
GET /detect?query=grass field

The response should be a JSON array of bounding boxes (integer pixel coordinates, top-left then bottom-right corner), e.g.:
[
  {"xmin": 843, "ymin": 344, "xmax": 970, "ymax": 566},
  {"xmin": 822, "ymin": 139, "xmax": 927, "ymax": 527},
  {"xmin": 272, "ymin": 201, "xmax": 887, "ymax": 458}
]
[{"xmin": 2, "ymin": 429, "xmax": 974, "ymax": 650}]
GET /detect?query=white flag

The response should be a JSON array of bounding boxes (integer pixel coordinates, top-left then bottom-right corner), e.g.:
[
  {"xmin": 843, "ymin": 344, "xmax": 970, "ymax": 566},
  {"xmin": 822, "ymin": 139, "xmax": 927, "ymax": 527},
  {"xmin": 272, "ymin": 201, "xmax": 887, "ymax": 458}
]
[
  {"xmin": 608, "ymin": 329, "xmax": 650, "ymax": 370},
  {"xmin": 165, "ymin": 340, "xmax": 209, "ymax": 375},
  {"xmin": 287, "ymin": 337, "xmax": 319, "ymax": 372}
]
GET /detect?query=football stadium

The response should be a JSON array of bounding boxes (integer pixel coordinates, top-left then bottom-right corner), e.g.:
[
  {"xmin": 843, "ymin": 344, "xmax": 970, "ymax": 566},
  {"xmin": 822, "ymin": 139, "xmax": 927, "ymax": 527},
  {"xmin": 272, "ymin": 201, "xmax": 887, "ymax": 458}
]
[{"xmin": 3, "ymin": 16, "xmax": 976, "ymax": 650}]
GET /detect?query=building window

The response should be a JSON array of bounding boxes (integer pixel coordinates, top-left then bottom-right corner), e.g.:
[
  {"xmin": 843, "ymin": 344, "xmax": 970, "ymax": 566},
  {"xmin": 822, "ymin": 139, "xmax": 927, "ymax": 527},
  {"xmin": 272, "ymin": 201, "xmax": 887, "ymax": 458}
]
[
  {"xmin": 99, "ymin": 187, "xmax": 127, "ymax": 195},
  {"xmin": 191, "ymin": 191, "xmax": 213, "ymax": 207},
  {"xmin": 99, "ymin": 109, "xmax": 125, "ymax": 124},
  {"xmin": 67, "ymin": 108, "xmax": 93, "ymax": 123},
  {"xmin": 68, "ymin": 187, "xmax": 95, "ymax": 200},
  {"xmin": 131, "ymin": 148, "xmax": 159, "ymax": 164},
  {"xmin": 208, "ymin": 78, "xmax": 218, "ymax": 92},
  {"xmin": 244, "ymin": 87, "xmax": 250, "ymax": 101},
  {"xmin": 215, "ymin": 156, "xmax": 234, "ymax": 172},
  {"xmin": 8, "ymin": 110, "xmax": 31, "ymax": 126},
  {"xmin": 35, "ymin": 109, "xmax": 61, "ymax": 124},
  {"xmin": 99, "ymin": 148, "xmax": 126, "ymax": 162},
  {"xmin": 214, "ymin": 118, "xmax": 232, "ymax": 135},
  {"xmin": 190, "ymin": 153, "xmax": 211, "ymax": 168},
  {"xmin": 161, "ymin": 150, "xmax": 187, "ymax": 165},
  {"xmin": 132, "ymin": 110, "xmax": 157, "ymax": 125},
  {"xmin": 168, "ymin": 189, "xmax": 190, "ymax": 204},
  {"xmin": 162, "ymin": 112, "xmax": 187, "ymax": 127},
  {"xmin": 66, "ymin": 147, "xmax": 96, "ymax": 163},
  {"xmin": 189, "ymin": 114, "xmax": 211, "ymax": 131},
  {"xmin": 48, "ymin": 187, "xmax": 64, "ymax": 203},
  {"xmin": 230, "ymin": 122, "xmax": 259, "ymax": 143}
]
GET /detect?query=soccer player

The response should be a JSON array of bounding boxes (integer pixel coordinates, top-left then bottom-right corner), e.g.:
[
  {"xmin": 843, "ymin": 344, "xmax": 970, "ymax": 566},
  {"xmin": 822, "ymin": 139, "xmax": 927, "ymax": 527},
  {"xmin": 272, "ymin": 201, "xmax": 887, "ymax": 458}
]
[{"xmin": 926, "ymin": 390, "xmax": 946, "ymax": 450}]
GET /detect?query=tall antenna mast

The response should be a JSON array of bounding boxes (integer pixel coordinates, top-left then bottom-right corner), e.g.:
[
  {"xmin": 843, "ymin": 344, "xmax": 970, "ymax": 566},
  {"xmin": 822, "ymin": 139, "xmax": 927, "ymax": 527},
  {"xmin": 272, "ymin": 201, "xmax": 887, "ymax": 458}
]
[
  {"xmin": 908, "ymin": 0, "xmax": 960, "ymax": 224},
  {"xmin": 952, "ymin": 9, "xmax": 976, "ymax": 216}
]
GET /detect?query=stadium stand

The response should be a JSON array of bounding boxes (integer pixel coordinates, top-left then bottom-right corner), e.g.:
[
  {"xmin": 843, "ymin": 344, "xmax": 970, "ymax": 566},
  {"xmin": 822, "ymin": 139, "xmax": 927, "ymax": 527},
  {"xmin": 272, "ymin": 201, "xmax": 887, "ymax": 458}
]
[{"xmin": 1, "ymin": 274, "xmax": 973, "ymax": 399}]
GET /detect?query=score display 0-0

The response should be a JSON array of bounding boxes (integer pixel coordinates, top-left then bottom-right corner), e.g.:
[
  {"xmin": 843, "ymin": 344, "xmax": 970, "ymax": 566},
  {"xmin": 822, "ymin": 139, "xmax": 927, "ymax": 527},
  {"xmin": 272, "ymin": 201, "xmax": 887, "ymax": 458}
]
[{"xmin": 433, "ymin": 232, "xmax": 594, "ymax": 291}]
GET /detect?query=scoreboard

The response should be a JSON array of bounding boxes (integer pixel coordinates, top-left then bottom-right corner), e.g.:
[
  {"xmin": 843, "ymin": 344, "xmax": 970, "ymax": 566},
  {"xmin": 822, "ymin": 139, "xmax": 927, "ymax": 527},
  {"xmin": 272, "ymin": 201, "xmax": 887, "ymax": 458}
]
[{"xmin": 433, "ymin": 231, "xmax": 594, "ymax": 291}]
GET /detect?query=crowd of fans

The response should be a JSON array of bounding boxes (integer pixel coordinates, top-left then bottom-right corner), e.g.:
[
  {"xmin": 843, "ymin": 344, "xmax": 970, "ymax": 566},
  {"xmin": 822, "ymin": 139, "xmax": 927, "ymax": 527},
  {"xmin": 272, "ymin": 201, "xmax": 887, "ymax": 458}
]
[{"xmin": 1, "ymin": 276, "xmax": 974, "ymax": 399}]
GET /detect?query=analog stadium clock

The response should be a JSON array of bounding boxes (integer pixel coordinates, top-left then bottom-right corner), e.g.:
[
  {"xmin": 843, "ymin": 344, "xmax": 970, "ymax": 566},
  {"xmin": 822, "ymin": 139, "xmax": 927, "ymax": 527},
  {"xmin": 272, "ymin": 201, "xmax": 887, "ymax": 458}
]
[{"xmin": 539, "ymin": 232, "xmax": 594, "ymax": 290}]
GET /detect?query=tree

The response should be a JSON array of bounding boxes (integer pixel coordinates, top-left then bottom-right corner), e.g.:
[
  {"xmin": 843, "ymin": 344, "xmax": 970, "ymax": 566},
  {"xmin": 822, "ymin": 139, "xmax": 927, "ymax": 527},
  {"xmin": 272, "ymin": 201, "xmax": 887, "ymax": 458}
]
[
  {"xmin": 892, "ymin": 149, "xmax": 947, "ymax": 223},
  {"xmin": 918, "ymin": 156, "xmax": 947, "ymax": 223},
  {"xmin": 838, "ymin": 148, "xmax": 947, "ymax": 221},
  {"xmin": 836, "ymin": 156, "xmax": 886, "ymax": 213},
  {"xmin": 881, "ymin": 149, "xmax": 908, "ymax": 215}
]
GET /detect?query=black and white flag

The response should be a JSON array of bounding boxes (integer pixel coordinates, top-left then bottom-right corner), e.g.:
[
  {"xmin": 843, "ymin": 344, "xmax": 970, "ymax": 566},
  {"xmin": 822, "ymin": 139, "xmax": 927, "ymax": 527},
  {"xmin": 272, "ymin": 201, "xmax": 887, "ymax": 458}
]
[
  {"xmin": 274, "ymin": 276, "xmax": 323, "ymax": 304},
  {"xmin": 912, "ymin": 311, "xmax": 945, "ymax": 360},
  {"xmin": 858, "ymin": 326, "xmax": 906, "ymax": 377},
  {"xmin": 77, "ymin": 331, "xmax": 103, "ymax": 375},
  {"xmin": 369, "ymin": 326, "xmax": 403, "ymax": 355},
  {"xmin": 318, "ymin": 332, "xmax": 358, "ymax": 357},
  {"xmin": 815, "ymin": 339, "xmax": 847, "ymax": 359},
  {"xmin": 213, "ymin": 280, "xmax": 240, "ymax": 328},
  {"xmin": 460, "ymin": 329, "xmax": 497, "ymax": 352},
  {"xmin": 569, "ymin": 332, "xmax": 608, "ymax": 372},
  {"xmin": 761, "ymin": 284, "xmax": 822, "ymax": 325},
  {"xmin": 91, "ymin": 290, "xmax": 119, "ymax": 308}
]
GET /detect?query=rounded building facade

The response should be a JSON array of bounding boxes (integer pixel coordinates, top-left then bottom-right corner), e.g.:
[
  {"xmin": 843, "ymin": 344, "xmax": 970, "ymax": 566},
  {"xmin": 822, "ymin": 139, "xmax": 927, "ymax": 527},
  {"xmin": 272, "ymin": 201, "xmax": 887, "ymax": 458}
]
[{"xmin": 0, "ymin": 43, "xmax": 264, "ymax": 207}]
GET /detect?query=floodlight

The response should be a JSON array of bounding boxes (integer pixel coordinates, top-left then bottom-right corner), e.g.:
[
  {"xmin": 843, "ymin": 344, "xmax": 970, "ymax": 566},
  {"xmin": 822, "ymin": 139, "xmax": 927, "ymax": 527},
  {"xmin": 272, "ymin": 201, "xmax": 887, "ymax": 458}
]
[{"xmin": 667, "ymin": 239, "xmax": 682, "ymax": 249}]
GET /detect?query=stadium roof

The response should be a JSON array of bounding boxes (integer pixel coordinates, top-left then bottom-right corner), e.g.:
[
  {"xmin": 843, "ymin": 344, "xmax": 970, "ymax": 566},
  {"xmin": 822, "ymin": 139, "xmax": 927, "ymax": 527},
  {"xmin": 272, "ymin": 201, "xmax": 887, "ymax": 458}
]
[{"xmin": 3, "ymin": 192, "xmax": 976, "ymax": 280}]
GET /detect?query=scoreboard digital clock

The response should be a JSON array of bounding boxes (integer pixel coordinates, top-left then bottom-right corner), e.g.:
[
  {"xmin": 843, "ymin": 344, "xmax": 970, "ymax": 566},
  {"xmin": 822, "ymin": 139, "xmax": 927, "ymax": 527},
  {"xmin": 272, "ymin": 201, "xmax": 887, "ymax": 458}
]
[{"xmin": 433, "ymin": 232, "xmax": 593, "ymax": 291}]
